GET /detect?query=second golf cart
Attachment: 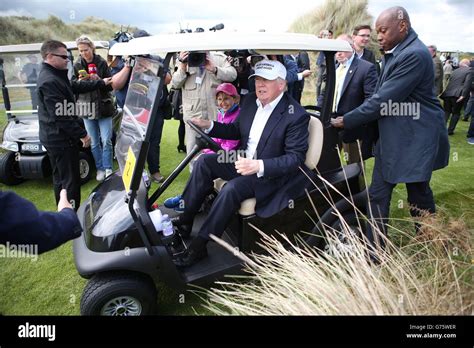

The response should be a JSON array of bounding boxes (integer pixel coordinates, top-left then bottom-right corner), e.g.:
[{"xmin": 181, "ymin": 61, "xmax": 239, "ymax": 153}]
[{"xmin": 0, "ymin": 41, "xmax": 109, "ymax": 185}]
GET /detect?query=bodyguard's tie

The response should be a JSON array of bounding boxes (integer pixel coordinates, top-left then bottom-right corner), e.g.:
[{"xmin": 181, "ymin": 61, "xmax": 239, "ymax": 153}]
[{"xmin": 332, "ymin": 63, "xmax": 346, "ymax": 113}]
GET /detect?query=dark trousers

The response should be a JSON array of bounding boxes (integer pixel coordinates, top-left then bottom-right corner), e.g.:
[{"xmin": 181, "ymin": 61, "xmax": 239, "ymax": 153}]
[
  {"xmin": 147, "ymin": 115, "xmax": 164, "ymax": 174},
  {"xmin": 46, "ymin": 145, "xmax": 81, "ymax": 211},
  {"xmin": 444, "ymin": 96, "xmax": 464, "ymax": 133},
  {"xmin": 366, "ymin": 157, "xmax": 435, "ymax": 249},
  {"xmin": 181, "ymin": 154, "xmax": 256, "ymax": 240},
  {"xmin": 468, "ymin": 114, "xmax": 474, "ymax": 138},
  {"xmin": 29, "ymin": 86, "xmax": 38, "ymax": 110},
  {"xmin": 178, "ymin": 119, "xmax": 185, "ymax": 147},
  {"xmin": 292, "ymin": 80, "xmax": 304, "ymax": 104}
]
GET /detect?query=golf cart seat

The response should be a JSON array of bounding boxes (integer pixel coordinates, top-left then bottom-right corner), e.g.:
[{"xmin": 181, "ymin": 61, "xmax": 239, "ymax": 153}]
[{"xmin": 214, "ymin": 116, "xmax": 324, "ymax": 216}]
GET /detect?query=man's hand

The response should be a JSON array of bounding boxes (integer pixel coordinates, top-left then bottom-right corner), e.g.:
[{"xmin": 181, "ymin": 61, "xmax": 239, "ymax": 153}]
[
  {"xmin": 302, "ymin": 69, "xmax": 312, "ymax": 78},
  {"xmin": 331, "ymin": 116, "xmax": 344, "ymax": 128},
  {"xmin": 80, "ymin": 135, "xmax": 91, "ymax": 148},
  {"xmin": 235, "ymin": 156, "xmax": 260, "ymax": 176},
  {"xmin": 178, "ymin": 51, "xmax": 189, "ymax": 69},
  {"xmin": 190, "ymin": 117, "xmax": 211, "ymax": 129},
  {"xmin": 205, "ymin": 53, "xmax": 217, "ymax": 74},
  {"xmin": 57, "ymin": 189, "xmax": 73, "ymax": 211},
  {"xmin": 103, "ymin": 77, "xmax": 112, "ymax": 85}
]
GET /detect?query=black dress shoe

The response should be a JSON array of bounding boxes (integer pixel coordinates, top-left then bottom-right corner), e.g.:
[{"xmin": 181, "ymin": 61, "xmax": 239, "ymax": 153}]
[
  {"xmin": 171, "ymin": 217, "xmax": 192, "ymax": 239},
  {"xmin": 177, "ymin": 144, "xmax": 187, "ymax": 153},
  {"xmin": 174, "ymin": 237, "xmax": 208, "ymax": 267}
]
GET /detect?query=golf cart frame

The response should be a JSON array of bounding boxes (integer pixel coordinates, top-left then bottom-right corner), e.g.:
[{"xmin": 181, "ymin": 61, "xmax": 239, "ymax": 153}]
[
  {"xmin": 0, "ymin": 41, "xmax": 109, "ymax": 185},
  {"xmin": 73, "ymin": 32, "xmax": 367, "ymax": 315}
]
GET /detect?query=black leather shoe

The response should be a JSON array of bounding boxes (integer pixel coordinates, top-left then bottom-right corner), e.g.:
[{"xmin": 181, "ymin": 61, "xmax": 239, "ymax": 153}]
[
  {"xmin": 174, "ymin": 238, "xmax": 208, "ymax": 267},
  {"xmin": 171, "ymin": 217, "xmax": 192, "ymax": 239}
]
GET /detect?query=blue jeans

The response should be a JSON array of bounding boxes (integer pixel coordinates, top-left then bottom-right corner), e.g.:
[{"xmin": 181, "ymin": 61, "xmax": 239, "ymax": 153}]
[{"xmin": 83, "ymin": 117, "xmax": 113, "ymax": 171}]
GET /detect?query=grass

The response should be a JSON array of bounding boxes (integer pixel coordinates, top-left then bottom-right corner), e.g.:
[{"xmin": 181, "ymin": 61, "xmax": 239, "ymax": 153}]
[
  {"xmin": 0, "ymin": 92, "xmax": 473, "ymax": 315},
  {"xmin": 204, "ymin": 209, "xmax": 471, "ymax": 315}
]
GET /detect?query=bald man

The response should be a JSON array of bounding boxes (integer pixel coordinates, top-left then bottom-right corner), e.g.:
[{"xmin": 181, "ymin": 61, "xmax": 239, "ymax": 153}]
[{"xmin": 331, "ymin": 7, "xmax": 449, "ymax": 254}]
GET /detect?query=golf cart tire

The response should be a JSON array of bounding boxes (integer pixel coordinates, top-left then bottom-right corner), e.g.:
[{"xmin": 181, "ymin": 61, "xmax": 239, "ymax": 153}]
[
  {"xmin": 0, "ymin": 151, "xmax": 24, "ymax": 185},
  {"xmin": 80, "ymin": 272, "xmax": 157, "ymax": 316},
  {"xmin": 79, "ymin": 151, "xmax": 93, "ymax": 186}
]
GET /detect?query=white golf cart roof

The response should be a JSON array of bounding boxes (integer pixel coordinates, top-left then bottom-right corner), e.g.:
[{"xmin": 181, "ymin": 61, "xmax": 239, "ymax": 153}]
[
  {"xmin": 0, "ymin": 41, "xmax": 109, "ymax": 54},
  {"xmin": 109, "ymin": 32, "xmax": 351, "ymax": 56}
]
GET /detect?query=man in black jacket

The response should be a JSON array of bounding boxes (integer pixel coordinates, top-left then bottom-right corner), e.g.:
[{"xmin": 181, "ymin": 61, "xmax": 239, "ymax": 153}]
[
  {"xmin": 441, "ymin": 58, "xmax": 472, "ymax": 134},
  {"xmin": 37, "ymin": 40, "xmax": 111, "ymax": 210}
]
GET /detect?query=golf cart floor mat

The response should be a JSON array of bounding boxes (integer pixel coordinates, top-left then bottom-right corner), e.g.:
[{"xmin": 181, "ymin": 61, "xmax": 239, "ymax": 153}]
[{"xmin": 180, "ymin": 213, "xmax": 242, "ymax": 283}]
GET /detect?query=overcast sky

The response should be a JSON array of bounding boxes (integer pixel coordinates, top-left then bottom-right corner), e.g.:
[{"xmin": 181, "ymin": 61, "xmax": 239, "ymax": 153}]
[{"xmin": 0, "ymin": 0, "xmax": 472, "ymax": 52}]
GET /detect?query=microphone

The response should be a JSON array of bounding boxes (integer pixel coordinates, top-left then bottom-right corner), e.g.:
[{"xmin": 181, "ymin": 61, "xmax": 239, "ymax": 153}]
[{"xmin": 209, "ymin": 23, "xmax": 224, "ymax": 31}]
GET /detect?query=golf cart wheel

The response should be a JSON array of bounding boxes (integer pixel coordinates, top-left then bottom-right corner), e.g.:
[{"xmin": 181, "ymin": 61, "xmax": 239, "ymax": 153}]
[
  {"xmin": 80, "ymin": 272, "xmax": 157, "ymax": 316},
  {"xmin": 79, "ymin": 151, "xmax": 93, "ymax": 185},
  {"xmin": 0, "ymin": 151, "xmax": 24, "ymax": 185}
]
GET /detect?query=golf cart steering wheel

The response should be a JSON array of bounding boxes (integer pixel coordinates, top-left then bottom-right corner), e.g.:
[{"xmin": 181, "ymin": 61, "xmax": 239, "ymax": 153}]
[{"xmin": 187, "ymin": 119, "xmax": 222, "ymax": 153}]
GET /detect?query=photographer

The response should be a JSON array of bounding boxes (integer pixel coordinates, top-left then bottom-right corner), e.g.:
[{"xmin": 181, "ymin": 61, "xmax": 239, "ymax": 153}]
[{"xmin": 171, "ymin": 50, "xmax": 237, "ymax": 168}]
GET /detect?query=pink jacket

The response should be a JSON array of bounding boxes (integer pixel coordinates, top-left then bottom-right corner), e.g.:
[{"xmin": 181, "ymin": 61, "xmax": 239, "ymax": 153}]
[{"xmin": 203, "ymin": 106, "xmax": 240, "ymax": 153}]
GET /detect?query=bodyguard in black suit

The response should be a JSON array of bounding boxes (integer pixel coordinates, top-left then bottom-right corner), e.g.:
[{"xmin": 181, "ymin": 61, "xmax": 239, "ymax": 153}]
[
  {"xmin": 174, "ymin": 60, "xmax": 310, "ymax": 266},
  {"xmin": 332, "ymin": 7, "xmax": 449, "ymax": 253},
  {"xmin": 319, "ymin": 34, "xmax": 377, "ymax": 162}
]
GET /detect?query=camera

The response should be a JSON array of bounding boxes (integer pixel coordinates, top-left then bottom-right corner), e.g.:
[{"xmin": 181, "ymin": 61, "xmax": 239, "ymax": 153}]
[{"xmin": 181, "ymin": 52, "xmax": 207, "ymax": 67}]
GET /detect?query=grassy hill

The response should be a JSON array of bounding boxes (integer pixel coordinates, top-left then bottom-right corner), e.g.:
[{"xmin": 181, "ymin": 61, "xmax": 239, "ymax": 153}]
[{"xmin": 0, "ymin": 15, "xmax": 138, "ymax": 45}]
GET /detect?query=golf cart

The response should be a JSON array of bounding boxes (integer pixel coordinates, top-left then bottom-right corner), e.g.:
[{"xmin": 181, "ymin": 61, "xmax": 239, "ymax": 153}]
[
  {"xmin": 73, "ymin": 32, "xmax": 367, "ymax": 315},
  {"xmin": 0, "ymin": 41, "xmax": 109, "ymax": 185}
]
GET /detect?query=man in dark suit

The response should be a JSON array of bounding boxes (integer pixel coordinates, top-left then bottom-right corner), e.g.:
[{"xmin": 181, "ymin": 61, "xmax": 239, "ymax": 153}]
[
  {"xmin": 352, "ymin": 25, "xmax": 377, "ymax": 66},
  {"xmin": 288, "ymin": 51, "xmax": 311, "ymax": 103},
  {"xmin": 0, "ymin": 189, "xmax": 82, "ymax": 254},
  {"xmin": 441, "ymin": 58, "xmax": 472, "ymax": 134},
  {"xmin": 173, "ymin": 60, "xmax": 310, "ymax": 266},
  {"xmin": 331, "ymin": 7, "xmax": 450, "ymax": 253},
  {"xmin": 320, "ymin": 34, "xmax": 377, "ymax": 163}
]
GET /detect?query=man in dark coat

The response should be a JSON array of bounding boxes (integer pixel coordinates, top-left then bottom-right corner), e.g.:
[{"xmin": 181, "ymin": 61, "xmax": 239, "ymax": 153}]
[
  {"xmin": 173, "ymin": 60, "xmax": 310, "ymax": 267},
  {"xmin": 441, "ymin": 58, "xmax": 472, "ymax": 134},
  {"xmin": 331, "ymin": 7, "xmax": 450, "ymax": 251},
  {"xmin": 0, "ymin": 189, "xmax": 82, "ymax": 254},
  {"xmin": 319, "ymin": 34, "xmax": 377, "ymax": 163},
  {"xmin": 37, "ymin": 40, "xmax": 110, "ymax": 210}
]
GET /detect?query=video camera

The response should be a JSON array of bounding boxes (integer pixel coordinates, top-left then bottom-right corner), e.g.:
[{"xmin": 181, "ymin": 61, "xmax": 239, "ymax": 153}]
[{"xmin": 180, "ymin": 52, "xmax": 207, "ymax": 67}]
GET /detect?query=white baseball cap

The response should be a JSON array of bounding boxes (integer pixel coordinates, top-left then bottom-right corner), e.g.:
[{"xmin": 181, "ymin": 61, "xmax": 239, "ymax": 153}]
[{"xmin": 249, "ymin": 59, "xmax": 287, "ymax": 80}]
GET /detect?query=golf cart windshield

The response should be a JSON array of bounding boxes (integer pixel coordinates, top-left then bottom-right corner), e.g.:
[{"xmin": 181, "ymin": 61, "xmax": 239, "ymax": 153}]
[{"xmin": 115, "ymin": 56, "xmax": 162, "ymax": 174}]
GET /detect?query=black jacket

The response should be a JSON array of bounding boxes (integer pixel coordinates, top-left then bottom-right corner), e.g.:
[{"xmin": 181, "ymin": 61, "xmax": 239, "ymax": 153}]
[
  {"xmin": 72, "ymin": 54, "xmax": 114, "ymax": 118},
  {"xmin": 37, "ymin": 62, "xmax": 105, "ymax": 147}
]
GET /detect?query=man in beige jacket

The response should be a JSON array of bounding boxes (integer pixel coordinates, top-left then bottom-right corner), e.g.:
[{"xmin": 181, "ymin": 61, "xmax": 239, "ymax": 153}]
[{"xmin": 171, "ymin": 51, "xmax": 237, "ymax": 167}]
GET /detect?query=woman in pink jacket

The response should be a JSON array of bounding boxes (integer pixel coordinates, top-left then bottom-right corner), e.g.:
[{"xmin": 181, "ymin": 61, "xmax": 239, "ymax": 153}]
[
  {"xmin": 202, "ymin": 82, "xmax": 240, "ymax": 153},
  {"xmin": 164, "ymin": 83, "xmax": 240, "ymax": 211}
]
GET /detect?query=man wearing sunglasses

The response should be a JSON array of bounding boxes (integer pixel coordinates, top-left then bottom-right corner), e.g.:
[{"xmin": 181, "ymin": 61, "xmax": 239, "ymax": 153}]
[{"xmin": 37, "ymin": 40, "xmax": 112, "ymax": 210}]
